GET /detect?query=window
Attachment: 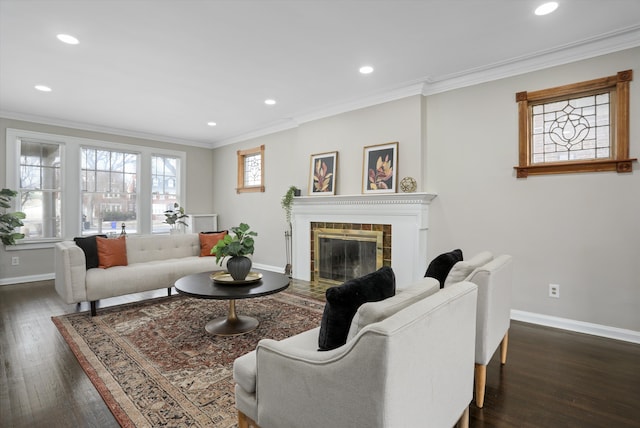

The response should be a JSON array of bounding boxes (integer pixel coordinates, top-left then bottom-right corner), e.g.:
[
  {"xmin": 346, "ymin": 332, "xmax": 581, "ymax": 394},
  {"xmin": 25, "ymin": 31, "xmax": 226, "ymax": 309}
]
[
  {"xmin": 237, "ymin": 145, "xmax": 265, "ymax": 193},
  {"xmin": 515, "ymin": 70, "xmax": 636, "ymax": 177},
  {"xmin": 18, "ymin": 139, "xmax": 62, "ymax": 240},
  {"xmin": 6, "ymin": 128, "xmax": 186, "ymax": 245},
  {"xmin": 151, "ymin": 155, "xmax": 181, "ymax": 233},
  {"xmin": 81, "ymin": 148, "xmax": 138, "ymax": 235}
]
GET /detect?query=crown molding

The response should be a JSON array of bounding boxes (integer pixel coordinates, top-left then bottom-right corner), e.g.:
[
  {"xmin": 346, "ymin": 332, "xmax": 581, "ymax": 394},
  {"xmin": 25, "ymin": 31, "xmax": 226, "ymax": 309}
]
[
  {"xmin": 216, "ymin": 26, "xmax": 640, "ymax": 148},
  {"xmin": 293, "ymin": 82, "xmax": 425, "ymax": 126},
  {"xmin": 214, "ymin": 83, "xmax": 425, "ymax": 148},
  {"xmin": 422, "ymin": 24, "xmax": 640, "ymax": 95},
  {"xmin": 213, "ymin": 118, "xmax": 299, "ymax": 148},
  {"xmin": 0, "ymin": 110, "xmax": 213, "ymax": 149}
]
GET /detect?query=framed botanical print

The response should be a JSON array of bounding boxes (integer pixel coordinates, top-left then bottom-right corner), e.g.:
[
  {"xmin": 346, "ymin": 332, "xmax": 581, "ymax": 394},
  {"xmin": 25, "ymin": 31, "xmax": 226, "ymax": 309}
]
[
  {"xmin": 362, "ymin": 142, "xmax": 398, "ymax": 193},
  {"xmin": 309, "ymin": 151, "xmax": 338, "ymax": 195}
]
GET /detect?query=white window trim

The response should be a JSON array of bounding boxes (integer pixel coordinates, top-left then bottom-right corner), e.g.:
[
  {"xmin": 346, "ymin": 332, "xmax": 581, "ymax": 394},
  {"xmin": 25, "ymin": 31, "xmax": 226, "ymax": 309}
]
[{"xmin": 6, "ymin": 128, "xmax": 186, "ymax": 249}]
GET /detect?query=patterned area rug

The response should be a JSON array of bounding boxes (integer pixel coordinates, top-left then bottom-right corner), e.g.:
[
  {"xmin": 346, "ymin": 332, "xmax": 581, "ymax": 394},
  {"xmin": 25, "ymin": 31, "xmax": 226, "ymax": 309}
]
[{"xmin": 52, "ymin": 292, "xmax": 325, "ymax": 427}]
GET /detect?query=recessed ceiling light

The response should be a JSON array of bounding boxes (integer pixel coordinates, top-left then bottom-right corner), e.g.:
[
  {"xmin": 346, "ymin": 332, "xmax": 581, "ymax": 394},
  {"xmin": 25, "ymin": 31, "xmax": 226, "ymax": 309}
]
[
  {"xmin": 359, "ymin": 65, "xmax": 374, "ymax": 74},
  {"xmin": 35, "ymin": 85, "xmax": 52, "ymax": 92},
  {"xmin": 264, "ymin": 99, "xmax": 276, "ymax": 105},
  {"xmin": 57, "ymin": 34, "xmax": 79, "ymax": 45},
  {"xmin": 207, "ymin": 121, "xmax": 217, "ymax": 127},
  {"xmin": 535, "ymin": 2, "xmax": 558, "ymax": 16}
]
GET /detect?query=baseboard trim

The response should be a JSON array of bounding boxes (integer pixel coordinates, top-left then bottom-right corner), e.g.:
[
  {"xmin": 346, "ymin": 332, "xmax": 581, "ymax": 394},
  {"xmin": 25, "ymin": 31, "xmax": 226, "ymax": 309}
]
[
  {"xmin": 251, "ymin": 263, "xmax": 286, "ymax": 274},
  {"xmin": 0, "ymin": 273, "xmax": 56, "ymax": 286},
  {"xmin": 511, "ymin": 309, "xmax": 640, "ymax": 345}
]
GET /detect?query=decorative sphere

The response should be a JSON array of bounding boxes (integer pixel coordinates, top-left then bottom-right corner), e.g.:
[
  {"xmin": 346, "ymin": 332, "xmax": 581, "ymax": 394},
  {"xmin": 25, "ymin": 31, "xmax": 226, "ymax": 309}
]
[{"xmin": 400, "ymin": 177, "xmax": 417, "ymax": 193}]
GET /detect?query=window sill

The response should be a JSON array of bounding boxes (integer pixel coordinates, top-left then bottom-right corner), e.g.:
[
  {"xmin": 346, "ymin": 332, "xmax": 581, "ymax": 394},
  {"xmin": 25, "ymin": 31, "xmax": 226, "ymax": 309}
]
[
  {"xmin": 4, "ymin": 239, "xmax": 61, "ymax": 251},
  {"xmin": 236, "ymin": 186, "xmax": 265, "ymax": 194},
  {"xmin": 514, "ymin": 159, "xmax": 637, "ymax": 178}
]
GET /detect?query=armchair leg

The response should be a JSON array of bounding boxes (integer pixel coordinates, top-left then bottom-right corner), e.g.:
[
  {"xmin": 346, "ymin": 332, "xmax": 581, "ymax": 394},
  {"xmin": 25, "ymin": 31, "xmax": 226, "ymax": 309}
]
[
  {"xmin": 474, "ymin": 363, "xmax": 487, "ymax": 408},
  {"xmin": 500, "ymin": 330, "xmax": 509, "ymax": 365},
  {"xmin": 456, "ymin": 405, "xmax": 470, "ymax": 428},
  {"xmin": 238, "ymin": 410, "xmax": 260, "ymax": 428}
]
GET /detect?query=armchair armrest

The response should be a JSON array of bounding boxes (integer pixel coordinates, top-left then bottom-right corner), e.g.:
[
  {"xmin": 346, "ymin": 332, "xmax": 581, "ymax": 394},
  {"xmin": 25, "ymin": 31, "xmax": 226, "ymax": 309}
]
[{"xmin": 54, "ymin": 241, "xmax": 88, "ymax": 304}]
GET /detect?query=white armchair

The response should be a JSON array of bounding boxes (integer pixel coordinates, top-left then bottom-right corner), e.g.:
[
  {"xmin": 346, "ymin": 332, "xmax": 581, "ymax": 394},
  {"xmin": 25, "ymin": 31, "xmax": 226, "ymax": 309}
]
[
  {"xmin": 466, "ymin": 254, "xmax": 513, "ymax": 408},
  {"xmin": 233, "ymin": 281, "xmax": 478, "ymax": 428}
]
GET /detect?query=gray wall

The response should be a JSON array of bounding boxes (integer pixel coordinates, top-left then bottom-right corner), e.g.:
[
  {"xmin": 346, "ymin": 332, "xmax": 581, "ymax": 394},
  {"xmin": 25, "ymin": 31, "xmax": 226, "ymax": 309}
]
[
  {"xmin": 212, "ymin": 47, "xmax": 639, "ymax": 332},
  {"xmin": 425, "ymin": 48, "xmax": 639, "ymax": 332},
  {"xmin": 211, "ymin": 95, "xmax": 424, "ymax": 271},
  {"xmin": 0, "ymin": 118, "xmax": 215, "ymax": 281}
]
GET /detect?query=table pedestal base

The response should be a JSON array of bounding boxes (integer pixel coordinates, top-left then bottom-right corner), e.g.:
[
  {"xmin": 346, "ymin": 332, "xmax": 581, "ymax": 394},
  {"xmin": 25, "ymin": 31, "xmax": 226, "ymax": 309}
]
[{"xmin": 205, "ymin": 299, "xmax": 259, "ymax": 336}]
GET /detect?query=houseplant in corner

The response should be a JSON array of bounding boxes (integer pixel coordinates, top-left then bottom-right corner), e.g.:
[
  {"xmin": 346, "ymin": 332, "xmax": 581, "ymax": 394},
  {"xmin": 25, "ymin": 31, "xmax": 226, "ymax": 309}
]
[
  {"xmin": 212, "ymin": 222, "xmax": 258, "ymax": 280},
  {"xmin": 163, "ymin": 202, "xmax": 189, "ymax": 233},
  {"xmin": 0, "ymin": 188, "xmax": 26, "ymax": 246}
]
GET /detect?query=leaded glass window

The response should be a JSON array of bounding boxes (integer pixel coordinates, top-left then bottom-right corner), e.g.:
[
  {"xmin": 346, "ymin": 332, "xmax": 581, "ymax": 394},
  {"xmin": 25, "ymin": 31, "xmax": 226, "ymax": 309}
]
[
  {"xmin": 515, "ymin": 70, "xmax": 635, "ymax": 177},
  {"xmin": 236, "ymin": 145, "xmax": 265, "ymax": 193},
  {"xmin": 244, "ymin": 153, "xmax": 261, "ymax": 186},
  {"xmin": 531, "ymin": 93, "xmax": 610, "ymax": 164}
]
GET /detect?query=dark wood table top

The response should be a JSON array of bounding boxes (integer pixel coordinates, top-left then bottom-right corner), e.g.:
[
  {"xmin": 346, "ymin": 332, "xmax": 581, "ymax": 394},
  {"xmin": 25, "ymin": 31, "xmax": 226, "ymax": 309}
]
[{"xmin": 174, "ymin": 269, "xmax": 290, "ymax": 300}]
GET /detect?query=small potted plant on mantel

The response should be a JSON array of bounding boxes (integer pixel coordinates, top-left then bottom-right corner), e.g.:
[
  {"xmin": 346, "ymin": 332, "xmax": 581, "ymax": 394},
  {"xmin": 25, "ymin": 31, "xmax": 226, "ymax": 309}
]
[
  {"xmin": 212, "ymin": 223, "xmax": 258, "ymax": 280},
  {"xmin": 0, "ymin": 188, "xmax": 26, "ymax": 246},
  {"xmin": 163, "ymin": 203, "xmax": 189, "ymax": 233}
]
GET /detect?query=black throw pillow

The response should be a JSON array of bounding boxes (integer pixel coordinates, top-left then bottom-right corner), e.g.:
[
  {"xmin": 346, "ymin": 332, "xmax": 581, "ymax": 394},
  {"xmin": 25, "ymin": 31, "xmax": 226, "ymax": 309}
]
[
  {"xmin": 424, "ymin": 249, "xmax": 463, "ymax": 288},
  {"xmin": 74, "ymin": 234, "xmax": 108, "ymax": 270},
  {"xmin": 318, "ymin": 266, "xmax": 396, "ymax": 351}
]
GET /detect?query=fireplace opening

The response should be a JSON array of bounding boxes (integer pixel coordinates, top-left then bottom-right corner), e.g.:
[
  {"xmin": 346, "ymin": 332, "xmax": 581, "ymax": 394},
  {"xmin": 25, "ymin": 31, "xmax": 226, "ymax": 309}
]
[{"xmin": 313, "ymin": 228, "xmax": 383, "ymax": 285}]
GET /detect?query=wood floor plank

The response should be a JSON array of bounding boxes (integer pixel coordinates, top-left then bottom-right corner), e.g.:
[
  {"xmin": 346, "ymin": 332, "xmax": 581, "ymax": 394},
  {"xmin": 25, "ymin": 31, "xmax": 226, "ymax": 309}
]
[{"xmin": 1, "ymin": 280, "xmax": 639, "ymax": 427}]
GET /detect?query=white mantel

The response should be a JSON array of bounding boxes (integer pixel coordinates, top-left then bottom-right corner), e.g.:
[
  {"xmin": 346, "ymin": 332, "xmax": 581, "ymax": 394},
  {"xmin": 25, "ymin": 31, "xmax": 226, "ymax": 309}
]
[{"xmin": 291, "ymin": 193, "xmax": 437, "ymax": 288}]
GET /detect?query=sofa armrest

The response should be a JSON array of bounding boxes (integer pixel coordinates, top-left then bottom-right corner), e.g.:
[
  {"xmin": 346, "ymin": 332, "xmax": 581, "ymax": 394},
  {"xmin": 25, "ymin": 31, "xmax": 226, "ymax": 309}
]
[{"xmin": 54, "ymin": 241, "xmax": 88, "ymax": 304}]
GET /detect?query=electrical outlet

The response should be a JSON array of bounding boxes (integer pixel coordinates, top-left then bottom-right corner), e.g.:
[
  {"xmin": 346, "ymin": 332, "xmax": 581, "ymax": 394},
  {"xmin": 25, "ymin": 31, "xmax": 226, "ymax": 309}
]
[
  {"xmin": 549, "ymin": 283, "xmax": 560, "ymax": 298},
  {"xmin": 11, "ymin": 256, "xmax": 19, "ymax": 266}
]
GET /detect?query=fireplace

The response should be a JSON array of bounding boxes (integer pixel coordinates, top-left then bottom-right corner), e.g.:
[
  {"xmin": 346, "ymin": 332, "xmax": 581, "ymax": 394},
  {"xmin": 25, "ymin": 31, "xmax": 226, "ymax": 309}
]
[
  {"xmin": 312, "ymin": 224, "xmax": 390, "ymax": 285},
  {"xmin": 291, "ymin": 193, "xmax": 436, "ymax": 289}
]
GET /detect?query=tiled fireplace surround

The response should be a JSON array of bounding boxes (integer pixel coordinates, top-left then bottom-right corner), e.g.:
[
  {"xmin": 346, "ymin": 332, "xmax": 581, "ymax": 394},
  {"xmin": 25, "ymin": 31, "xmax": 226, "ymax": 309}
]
[{"xmin": 291, "ymin": 193, "xmax": 436, "ymax": 288}]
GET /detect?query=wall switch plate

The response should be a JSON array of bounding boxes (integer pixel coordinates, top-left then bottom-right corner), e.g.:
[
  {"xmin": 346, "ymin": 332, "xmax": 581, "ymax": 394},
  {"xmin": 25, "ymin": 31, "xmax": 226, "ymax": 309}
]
[
  {"xmin": 549, "ymin": 283, "xmax": 560, "ymax": 298},
  {"xmin": 11, "ymin": 256, "xmax": 19, "ymax": 266}
]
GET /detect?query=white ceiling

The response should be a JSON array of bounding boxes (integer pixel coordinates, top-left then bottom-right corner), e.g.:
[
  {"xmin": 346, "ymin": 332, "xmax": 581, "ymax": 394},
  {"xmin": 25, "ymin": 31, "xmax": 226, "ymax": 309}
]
[{"xmin": 1, "ymin": 0, "xmax": 639, "ymax": 149}]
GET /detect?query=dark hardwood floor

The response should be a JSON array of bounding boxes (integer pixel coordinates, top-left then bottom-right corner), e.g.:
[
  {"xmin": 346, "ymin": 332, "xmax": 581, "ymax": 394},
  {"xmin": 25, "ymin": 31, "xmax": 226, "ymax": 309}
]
[{"xmin": 1, "ymin": 280, "xmax": 639, "ymax": 427}]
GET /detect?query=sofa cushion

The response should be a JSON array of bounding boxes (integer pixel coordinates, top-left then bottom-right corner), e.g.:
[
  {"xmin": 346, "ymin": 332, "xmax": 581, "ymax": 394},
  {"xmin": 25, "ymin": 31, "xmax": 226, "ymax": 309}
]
[
  {"xmin": 444, "ymin": 251, "xmax": 494, "ymax": 287},
  {"xmin": 424, "ymin": 249, "xmax": 463, "ymax": 288},
  {"xmin": 318, "ymin": 266, "xmax": 396, "ymax": 351},
  {"xmin": 346, "ymin": 276, "xmax": 440, "ymax": 341},
  {"xmin": 199, "ymin": 231, "xmax": 228, "ymax": 257},
  {"xmin": 74, "ymin": 234, "xmax": 107, "ymax": 269},
  {"xmin": 96, "ymin": 236, "xmax": 128, "ymax": 268}
]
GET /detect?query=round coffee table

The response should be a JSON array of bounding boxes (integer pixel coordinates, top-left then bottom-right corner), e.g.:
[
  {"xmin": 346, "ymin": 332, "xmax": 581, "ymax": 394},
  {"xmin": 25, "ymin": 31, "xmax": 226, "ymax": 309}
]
[{"xmin": 174, "ymin": 269, "xmax": 290, "ymax": 336}]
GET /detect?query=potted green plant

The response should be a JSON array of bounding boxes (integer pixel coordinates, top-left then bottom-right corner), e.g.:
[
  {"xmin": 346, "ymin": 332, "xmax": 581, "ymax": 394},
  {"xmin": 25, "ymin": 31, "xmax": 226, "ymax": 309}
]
[
  {"xmin": 281, "ymin": 185, "xmax": 300, "ymax": 275},
  {"xmin": 0, "ymin": 188, "xmax": 26, "ymax": 246},
  {"xmin": 212, "ymin": 222, "xmax": 258, "ymax": 280},
  {"xmin": 163, "ymin": 203, "xmax": 189, "ymax": 233},
  {"xmin": 281, "ymin": 185, "xmax": 300, "ymax": 225}
]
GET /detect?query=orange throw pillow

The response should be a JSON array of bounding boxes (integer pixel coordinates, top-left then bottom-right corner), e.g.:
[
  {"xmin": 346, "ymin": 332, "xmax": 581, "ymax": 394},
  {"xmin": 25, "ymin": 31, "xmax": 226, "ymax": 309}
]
[
  {"xmin": 96, "ymin": 236, "xmax": 128, "ymax": 268},
  {"xmin": 199, "ymin": 231, "xmax": 228, "ymax": 257}
]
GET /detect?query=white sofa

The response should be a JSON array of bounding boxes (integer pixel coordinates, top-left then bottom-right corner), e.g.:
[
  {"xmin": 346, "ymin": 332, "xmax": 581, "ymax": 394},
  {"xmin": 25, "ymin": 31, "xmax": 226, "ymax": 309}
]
[
  {"xmin": 54, "ymin": 233, "xmax": 224, "ymax": 315},
  {"xmin": 233, "ymin": 278, "xmax": 478, "ymax": 428}
]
